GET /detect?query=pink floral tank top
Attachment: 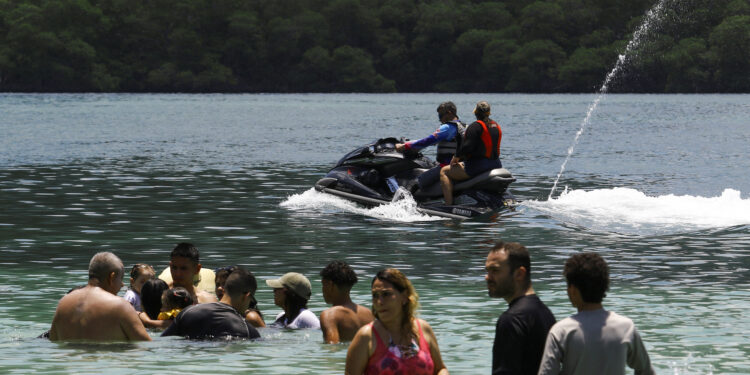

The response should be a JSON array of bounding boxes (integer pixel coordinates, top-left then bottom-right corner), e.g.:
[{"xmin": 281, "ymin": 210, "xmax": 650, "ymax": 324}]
[{"xmin": 365, "ymin": 320, "xmax": 434, "ymax": 375}]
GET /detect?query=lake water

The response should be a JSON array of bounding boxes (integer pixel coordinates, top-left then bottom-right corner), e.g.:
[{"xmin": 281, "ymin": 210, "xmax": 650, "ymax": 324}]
[{"xmin": 1, "ymin": 93, "xmax": 748, "ymax": 374}]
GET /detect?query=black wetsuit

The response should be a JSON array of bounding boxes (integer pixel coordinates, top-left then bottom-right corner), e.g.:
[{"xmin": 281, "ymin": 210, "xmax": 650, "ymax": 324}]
[
  {"xmin": 492, "ymin": 294, "xmax": 556, "ymax": 375},
  {"xmin": 161, "ymin": 302, "xmax": 260, "ymax": 340}
]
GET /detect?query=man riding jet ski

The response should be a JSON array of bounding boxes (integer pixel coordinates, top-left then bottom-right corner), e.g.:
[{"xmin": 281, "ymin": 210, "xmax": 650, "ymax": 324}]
[
  {"xmin": 394, "ymin": 101, "xmax": 466, "ymax": 191},
  {"xmin": 315, "ymin": 140, "xmax": 515, "ymax": 220}
]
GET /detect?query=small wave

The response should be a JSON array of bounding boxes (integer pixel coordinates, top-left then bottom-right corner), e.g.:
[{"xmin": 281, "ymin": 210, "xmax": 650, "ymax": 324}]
[
  {"xmin": 280, "ymin": 188, "xmax": 445, "ymax": 222},
  {"xmin": 524, "ymin": 188, "xmax": 750, "ymax": 235}
]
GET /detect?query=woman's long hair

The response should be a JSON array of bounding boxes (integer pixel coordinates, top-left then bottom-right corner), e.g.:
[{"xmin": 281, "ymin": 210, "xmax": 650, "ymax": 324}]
[
  {"xmin": 372, "ymin": 268, "xmax": 420, "ymax": 336},
  {"xmin": 141, "ymin": 279, "xmax": 169, "ymax": 319}
]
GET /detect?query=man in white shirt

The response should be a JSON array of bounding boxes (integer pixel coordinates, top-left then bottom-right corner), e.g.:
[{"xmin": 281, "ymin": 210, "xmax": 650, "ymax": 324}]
[{"xmin": 538, "ymin": 252, "xmax": 655, "ymax": 375}]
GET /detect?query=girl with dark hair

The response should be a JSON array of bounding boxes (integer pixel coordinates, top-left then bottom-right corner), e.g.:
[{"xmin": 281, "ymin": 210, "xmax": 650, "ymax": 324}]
[
  {"xmin": 345, "ymin": 268, "xmax": 448, "ymax": 375},
  {"xmin": 137, "ymin": 278, "xmax": 172, "ymax": 329},
  {"xmin": 158, "ymin": 287, "xmax": 194, "ymax": 320}
]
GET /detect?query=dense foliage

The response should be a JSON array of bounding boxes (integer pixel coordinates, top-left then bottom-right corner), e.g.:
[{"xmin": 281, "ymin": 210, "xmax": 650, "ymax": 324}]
[{"xmin": 1, "ymin": 0, "xmax": 748, "ymax": 92}]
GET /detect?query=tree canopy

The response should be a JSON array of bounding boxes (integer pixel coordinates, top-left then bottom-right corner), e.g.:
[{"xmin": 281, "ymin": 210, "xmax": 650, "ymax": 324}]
[{"xmin": 1, "ymin": 0, "xmax": 748, "ymax": 92}]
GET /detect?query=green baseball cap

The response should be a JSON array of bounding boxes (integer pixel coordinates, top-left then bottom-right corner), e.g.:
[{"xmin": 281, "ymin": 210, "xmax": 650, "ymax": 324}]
[{"xmin": 265, "ymin": 272, "xmax": 312, "ymax": 300}]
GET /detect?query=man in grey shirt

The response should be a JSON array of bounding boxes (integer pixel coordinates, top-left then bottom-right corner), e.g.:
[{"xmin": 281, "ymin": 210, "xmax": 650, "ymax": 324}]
[{"xmin": 538, "ymin": 253, "xmax": 655, "ymax": 375}]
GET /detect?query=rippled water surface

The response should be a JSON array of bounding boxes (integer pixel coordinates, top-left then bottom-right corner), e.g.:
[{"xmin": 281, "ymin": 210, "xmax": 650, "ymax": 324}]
[{"xmin": 1, "ymin": 94, "xmax": 749, "ymax": 374}]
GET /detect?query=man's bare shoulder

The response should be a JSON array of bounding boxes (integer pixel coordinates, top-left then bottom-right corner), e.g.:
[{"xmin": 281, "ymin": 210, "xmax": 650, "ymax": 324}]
[
  {"xmin": 322, "ymin": 305, "xmax": 358, "ymax": 320},
  {"xmin": 196, "ymin": 289, "xmax": 218, "ymax": 303}
]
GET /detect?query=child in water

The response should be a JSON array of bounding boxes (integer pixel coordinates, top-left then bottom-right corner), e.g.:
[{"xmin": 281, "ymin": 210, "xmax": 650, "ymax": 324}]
[
  {"xmin": 124, "ymin": 264, "xmax": 155, "ymax": 312},
  {"xmin": 158, "ymin": 287, "xmax": 194, "ymax": 320}
]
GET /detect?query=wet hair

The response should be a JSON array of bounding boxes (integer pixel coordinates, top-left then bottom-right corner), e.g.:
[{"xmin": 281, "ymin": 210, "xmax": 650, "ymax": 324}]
[
  {"xmin": 437, "ymin": 101, "xmax": 457, "ymax": 117},
  {"xmin": 141, "ymin": 278, "xmax": 169, "ymax": 319},
  {"xmin": 283, "ymin": 288, "xmax": 309, "ymax": 315},
  {"xmin": 162, "ymin": 287, "xmax": 194, "ymax": 310},
  {"xmin": 320, "ymin": 260, "xmax": 358, "ymax": 289},
  {"xmin": 224, "ymin": 267, "xmax": 257, "ymax": 298},
  {"xmin": 170, "ymin": 242, "xmax": 199, "ymax": 263},
  {"xmin": 372, "ymin": 268, "xmax": 419, "ymax": 334},
  {"xmin": 214, "ymin": 265, "xmax": 239, "ymax": 288},
  {"xmin": 564, "ymin": 252, "xmax": 610, "ymax": 303},
  {"xmin": 130, "ymin": 263, "xmax": 155, "ymax": 281},
  {"xmin": 474, "ymin": 101, "xmax": 491, "ymax": 120},
  {"xmin": 88, "ymin": 252, "xmax": 124, "ymax": 281},
  {"xmin": 490, "ymin": 241, "xmax": 531, "ymax": 287}
]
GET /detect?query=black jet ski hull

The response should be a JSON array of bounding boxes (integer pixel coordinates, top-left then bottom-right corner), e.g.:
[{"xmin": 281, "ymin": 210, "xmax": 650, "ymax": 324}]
[{"xmin": 314, "ymin": 137, "xmax": 517, "ymax": 219}]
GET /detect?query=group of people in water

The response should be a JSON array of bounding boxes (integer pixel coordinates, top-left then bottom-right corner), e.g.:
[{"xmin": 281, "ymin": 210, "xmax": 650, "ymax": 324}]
[
  {"xmin": 47, "ymin": 241, "xmax": 655, "ymax": 375},
  {"xmin": 46, "ymin": 102, "xmax": 655, "ymax": 374}
]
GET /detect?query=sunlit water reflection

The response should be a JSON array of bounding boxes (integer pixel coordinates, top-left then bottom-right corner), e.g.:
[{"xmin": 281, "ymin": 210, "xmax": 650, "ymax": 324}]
[{"xmin": 1, "ymin": 94, "xmax": 748, "ymax": 374}]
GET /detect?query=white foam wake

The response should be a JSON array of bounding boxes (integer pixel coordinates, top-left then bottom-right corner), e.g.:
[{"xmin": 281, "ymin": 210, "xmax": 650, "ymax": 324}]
[
  {"xmin": 526, "ymin": 188, "xmax": 750, "ymax": 235},
  {"xmin": 279, "ymin": 188, "xmax": 446, "ymax": 222}
]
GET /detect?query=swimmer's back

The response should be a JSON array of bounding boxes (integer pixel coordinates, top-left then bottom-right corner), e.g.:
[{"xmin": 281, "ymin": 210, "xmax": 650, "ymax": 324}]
[{"xmin": 50, "ymin": 286, "xmax": 149, "ymax": 341}]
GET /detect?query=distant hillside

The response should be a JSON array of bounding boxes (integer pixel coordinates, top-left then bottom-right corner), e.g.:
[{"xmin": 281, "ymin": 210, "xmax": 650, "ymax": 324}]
[{"xmin": 1, "ymin": 0, "xmax": 748, "ymax": 92}]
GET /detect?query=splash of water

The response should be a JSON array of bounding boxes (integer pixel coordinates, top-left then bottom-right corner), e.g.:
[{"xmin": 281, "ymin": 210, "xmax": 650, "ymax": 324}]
[
  {"xmin": 549, "ymin": 0, "xmax": 669, "ymax": 200},
  {"xmin": 280, "ymin": 188, "xmax": 445, "ymax": 222},
  {"xmin": 526, "ymin": 188, "xmax": 750, "ymax": 235}
]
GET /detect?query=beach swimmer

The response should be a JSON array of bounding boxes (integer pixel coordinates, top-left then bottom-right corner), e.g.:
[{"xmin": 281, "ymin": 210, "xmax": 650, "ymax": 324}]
[
  {"xmin": 161, "ymin": 267, "xmax": 261, "ymax": 340},
  {"xmin": 485, "ymin": 241, "xmax": 555, "ymax": 375},
  {"xmin": 158, "ymin": 287, "xmax": 193, "ymax": 320},
  {"xmin": 267, "ymin": 272, "xmax": 320, "ymax": 329},
  {"xmin": 537, "ymin": 253, "xmax": 655, "ymax": 375},
  {"xmin": 165, "ymin": 242, "xmax": 217, "ymax": 304},
  {"xmin": 320, "ymin": 260, "xmax": 374, "ymax": 343},
  {"xmin": 124, "ymin": 263, "xmax": 155, "ymax": 312},
  {"xmin": 215, "ymin": 265, "xmax": 265, "ymax": 328},
  {"xmin": 345, "ymin": 268, "xmax": 448, "ymax": 375},
  {"xmin": 49, "ymin": 252, "xmax": 151, "ymax": 341}
]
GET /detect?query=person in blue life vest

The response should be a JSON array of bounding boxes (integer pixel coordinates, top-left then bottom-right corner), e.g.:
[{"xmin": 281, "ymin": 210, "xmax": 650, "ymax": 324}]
[
  {"xmin": 395, "ymin": 101, "xmax": 466, "ymax": 190},
  {"xmin": 439, "ymin": 101, "xmax": 502, "ymax": 205}
]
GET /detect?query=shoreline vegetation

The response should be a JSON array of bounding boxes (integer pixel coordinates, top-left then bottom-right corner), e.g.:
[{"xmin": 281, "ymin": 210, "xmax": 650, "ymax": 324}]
[{"xmin": 1, "ymin": 0, "xmax": 749, "ymax": 94}]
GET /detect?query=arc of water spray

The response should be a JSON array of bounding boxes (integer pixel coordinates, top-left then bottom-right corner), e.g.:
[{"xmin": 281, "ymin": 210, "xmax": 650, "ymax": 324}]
[{"xmin": 548, "ymin": 0, "xmax": 669, "ymax": 200}]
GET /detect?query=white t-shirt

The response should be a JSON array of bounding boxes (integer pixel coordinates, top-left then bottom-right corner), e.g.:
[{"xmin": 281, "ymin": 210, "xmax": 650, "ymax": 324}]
[
  {"xmin": 538, "ymin": 309, "xmax": 655, "ymax": 375},
  {"xmin": 273, "ymin": 308, "xmax": 320, "ymax": 329},
  {"xmin": 123, "ymin": 289, "xmax": 142, "ymax": 312}
]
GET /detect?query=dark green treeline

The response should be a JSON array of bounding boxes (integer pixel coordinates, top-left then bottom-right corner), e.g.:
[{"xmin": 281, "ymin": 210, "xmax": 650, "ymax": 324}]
[{"xmin": 1, "ymin": 0, "xmax": 749, "ymax": 93}]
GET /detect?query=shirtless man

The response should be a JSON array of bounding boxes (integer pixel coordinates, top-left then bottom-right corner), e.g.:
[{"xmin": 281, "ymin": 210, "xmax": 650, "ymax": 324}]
[
  {"xmin": 49, "ymin": 252, "xmax": 151, "ymax": 341},
  {"xmin": 319, "ymin": 260, "xmax": 374, "ymax": 343},
  {"xmin": 167, "ymin": 242, "xmax": 217, "ymax": 304}
]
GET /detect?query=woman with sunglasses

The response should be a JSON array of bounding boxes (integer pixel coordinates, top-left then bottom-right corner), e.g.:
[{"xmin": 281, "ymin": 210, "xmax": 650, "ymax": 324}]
[{"xmin": 345, "ymin": 268, "xmax": 449, "ymax": 375}]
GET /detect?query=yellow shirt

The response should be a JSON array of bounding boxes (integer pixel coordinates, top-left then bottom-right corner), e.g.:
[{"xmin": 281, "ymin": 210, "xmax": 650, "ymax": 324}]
[{"xmin": 157, "ymin": 308, "xmax": 182, "ymax": 320}]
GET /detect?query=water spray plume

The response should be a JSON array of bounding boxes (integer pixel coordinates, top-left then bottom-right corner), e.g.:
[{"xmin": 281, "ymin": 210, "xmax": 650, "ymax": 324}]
[{"xmin": 549, "ymin": 0, "xmax": 669, "ymax": 200}]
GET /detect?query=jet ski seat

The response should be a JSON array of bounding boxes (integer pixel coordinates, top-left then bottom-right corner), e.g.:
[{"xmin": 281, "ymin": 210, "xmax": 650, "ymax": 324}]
[{"xmin": 415, "ymin": 168, "xmax": 516, "ymax": 199}]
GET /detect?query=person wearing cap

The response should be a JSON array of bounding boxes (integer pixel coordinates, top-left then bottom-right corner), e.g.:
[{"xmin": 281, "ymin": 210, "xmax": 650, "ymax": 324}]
[
  {"xmin": 266, "ymin": 272, "xmax": 320, "ymax": 329},
  {"xmin": 439, "ymin": 101, "xmax": 503, "ymax": 205},
  {"xmin": 395, "ymin": 101, "xmax": 467, "ymax": 190}
]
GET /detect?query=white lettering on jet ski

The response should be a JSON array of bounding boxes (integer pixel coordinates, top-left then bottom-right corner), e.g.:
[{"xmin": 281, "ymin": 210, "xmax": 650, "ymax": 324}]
[{"xmin": 452, "ymin": 208, "xmax": 472, "ymax": 217}]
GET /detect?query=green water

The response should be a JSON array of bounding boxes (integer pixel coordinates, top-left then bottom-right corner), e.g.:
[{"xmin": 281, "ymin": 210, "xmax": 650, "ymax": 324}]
[{"xmin": 1, "ymin": 94, "xmax": 749, "ymax": 374}]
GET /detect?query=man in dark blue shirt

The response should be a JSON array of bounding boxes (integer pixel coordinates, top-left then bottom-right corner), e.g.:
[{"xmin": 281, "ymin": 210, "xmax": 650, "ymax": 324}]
[
  {"xmin": 485, "ymin": 241, "xmax": 556, "ymax": 375},
  {"xmin": 163, "ymin": 267, "xmax": 261, "ymax": 340}
]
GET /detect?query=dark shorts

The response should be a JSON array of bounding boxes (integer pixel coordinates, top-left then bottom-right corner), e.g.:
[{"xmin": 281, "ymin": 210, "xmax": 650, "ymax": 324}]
[
  {"xmin": 417, "ymin": 165, "xmax": 442, "ymax": 189},
  {"xmin": 464, "ymin": 158, "xmax": 502, "ymax": 177}
]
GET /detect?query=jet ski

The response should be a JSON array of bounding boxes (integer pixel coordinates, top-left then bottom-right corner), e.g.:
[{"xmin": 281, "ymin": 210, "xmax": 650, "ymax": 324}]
[{"xmin": 314, "ymin": 137, "xmax": 516, "ymax": 219}]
